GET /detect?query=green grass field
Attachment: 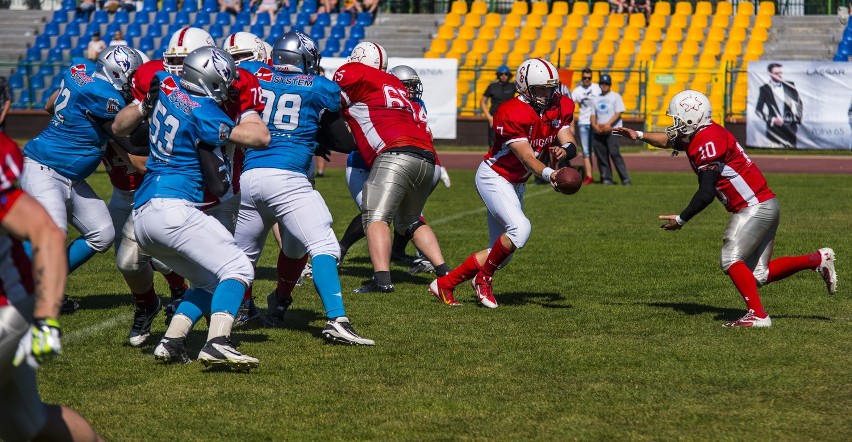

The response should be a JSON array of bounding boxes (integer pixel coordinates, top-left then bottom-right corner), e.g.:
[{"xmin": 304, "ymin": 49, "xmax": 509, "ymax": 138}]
[{"xmin": 39, "ymin": 168, "xmax": 851, "ymax": 441}]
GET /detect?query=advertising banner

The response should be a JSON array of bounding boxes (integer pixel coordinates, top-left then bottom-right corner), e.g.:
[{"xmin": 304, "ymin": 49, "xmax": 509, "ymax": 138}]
[
  {"xmin": 321, "ymin": 57, "xmax": 458, "ymax": 139},
  {"xmin": 747, "ymin": 61, "xmax": 852, "ymax": 150}
]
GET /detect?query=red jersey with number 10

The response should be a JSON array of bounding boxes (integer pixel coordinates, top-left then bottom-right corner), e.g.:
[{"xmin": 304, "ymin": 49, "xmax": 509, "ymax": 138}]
[
  {"xmin": 334, "ymin": 62, "xmax": 434, "ymax": 168},
  {"xmin": 485, "ymin": 95, "xmax": 575, "ymax": 184},
  {"xmin": 674, "ymin": 122, "xmax": 775, "ymax": 213}
]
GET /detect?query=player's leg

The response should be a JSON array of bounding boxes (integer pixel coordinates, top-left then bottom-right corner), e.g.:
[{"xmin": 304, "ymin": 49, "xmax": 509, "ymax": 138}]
[
  {"xmin": 115, "ymin": 215, "xmax": 163, "ymax": 346},
  {"xmin": 607, "ymin": 135, "xmax": 631, "ymax": 185},
  {"xmin": 232, "ymin": 172, "xmax": 275, "ymax": 325},
  {"xmin": 340, "ymin": 163, "xmax": 370, "ymax": 261},
  {"xmin": 68, "ymin": 179, "xmax": 115, "ymax": 273},
  {"xmin": 360, "ymin": 154, "xmax": 409, "ymax": 290},
  {"xmin": 204, "ymin": 193, "xmax": 240, "ymax": 234},
  {"xmin": 579, "ymin": 124, "xmax": 594, "ymax": 183},
  {"xmin": 592, "ymin": 132, "xmax": 613, "ymax": 184},
  {"xmin": 720, "ymin": 201, "xmax": 778, "ymax": 327},
  {"xmin": 392, "ymin": 160, "xmax": 449, "ymax": 276}
]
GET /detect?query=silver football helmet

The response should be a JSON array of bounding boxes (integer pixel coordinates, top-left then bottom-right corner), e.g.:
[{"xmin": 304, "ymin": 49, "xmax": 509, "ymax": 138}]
[
  {"xmin": 390, "ymin": 65, "xmax": 423, "ymax": 101},
  {"xmin": 96, "ymin": 45, "xmax": 143, "ymax": 91},
  {"xmin": 272, "ymin": 31, "xmax": 320, "ymax": 74},
  {"xmin": 180, "ymin": 47, "xmax": 237, "ymax": 104}
]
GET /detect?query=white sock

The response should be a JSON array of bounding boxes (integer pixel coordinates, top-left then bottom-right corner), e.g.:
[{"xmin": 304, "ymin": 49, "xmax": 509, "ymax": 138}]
[
  {"xmin": 206, "ymin": 312, "xmax": 234, "ymax": 341},
  {"xmin": 164, "ymin": 314, "xmax": 193, "ymax": 339}
]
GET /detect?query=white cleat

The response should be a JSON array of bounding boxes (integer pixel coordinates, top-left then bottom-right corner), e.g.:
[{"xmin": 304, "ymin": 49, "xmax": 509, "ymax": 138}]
[
  {"xmin": 723, "ymin": 310, "xmax": 772, "ymax": 328},
  {"xmin": 817, "ymin": 248, "xmax": 837, "ymax": 295},
  {"xmin": 197, "ymin": 336, "xmax": 259, "ymax": 370},
  {"xmin": 322, "ymin": 317, "xmax": 374, "ymax": 346}
]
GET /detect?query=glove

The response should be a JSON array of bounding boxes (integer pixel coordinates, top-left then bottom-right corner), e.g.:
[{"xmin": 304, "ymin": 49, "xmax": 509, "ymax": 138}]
[
  {"xmin": 315, "ymin": 143, "xmax": 332, "ymax": 162},
  {"xmin": 30, "ymin": 318, "xmax": 63, "ymax": 364},
  {"xmin": 138, "ymin": 77, "xmax": 160, "ymax": 117}
]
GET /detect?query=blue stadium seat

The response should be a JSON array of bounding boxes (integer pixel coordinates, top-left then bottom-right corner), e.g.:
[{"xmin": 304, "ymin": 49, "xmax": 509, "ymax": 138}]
[
  {"xmin": 15, "ymin": 62, "xmax": 30, "ymax": 77},
  {"xmin": 323, "ymin": 37, "xmax": 340, "ymax": 54},
  {"xmin": 126, "ymin": 22, "xmax": 143, "ymax": 39},
  {"xmin": 147, "ymin": 23, "xmax": 163, "ymax": 37},
  {"xmin": 44, "ymin": 21, "xmax": 61, "ymax": 37},
  {"xmin": 340, "ymin": 40, "xmax": 359, "ymax": 57},
  {"xmin": 62, "ymin": 0, "xmax": 75, "ymax": 10},
  {"xmin": 56, "ymin": 34, "xmax": 73, "ymax": 50},
  {"xmin": 301, "ymin": 0, "xmax": 317, "ymax": 14},
  {"xmin": 314, "ymin": 12, "xmax": 331, "ymax": 27},
  {"xmin": 40, "ymin": 88, "xmax": 57, "ymax": 107},
  {"xmin": 182, "ymin": 0, "xmax": 198, "ymax": 12},
  {"xmin": 267, "ymin": 26, "xmax": 284, "ymax": 42},
  {"xmin": 17, "ymin": 92, "xmax": 31, "ymax": 109},
  {"xmin": 162, "ymin": 0, "xmax": 178, "ymax": 12},
  {"xmin": 114, "ymin": 10, "xmax": 130, "ymax": 24},
  {"xmin": 34, "ymin": 34, "xmax": 51, "ymax": 50},
  {"xmin": 175, "ymin": 11, "xmax": 191, "ymax": 26},
  {"xmin": 105, "ymin": 22, "xmax": 122, "ymax": 36},
  {"xmin": 288, "ymin": 1, "xmax": 298, "ymax": 13},
  {"xmin": 215, "ymin": 11, "xmax": 231, "ymax": 26},
  {"xmin": 330, "ymin": 24, "xmax": 346, "ymax": 39},
  {"xmin": 349, "ymin": 25, "xmax": 365, "ymax": 40},
  {"xmin": 355, "ymin": 12, "xmax": 372, "ymax": 27},
  {"xmin": 274, "ymin": 11, "xmax": 291, "ymax": 27},
  {"xmin": 337, "ymin": 12, "xmax": 353, "ymax": 26},
  {"xmin": 30, "ymin": 75, "xmax": 45, "ymax": 90},
  {"xmin": 166, "ymin": 23, "xmax": 184, "ymax": 37},
  {"xmin": 265, "ymin": 34, "xmax": 277, "ymax": 45},
  {"xmin": 208, "ymin": 23, "xmax": 224, "ymax": 39},
  {"xmin": 309, "ymin": 25, "xmax": 325, "ymax": 40},
  {"xmin": 70, "ymin": 47, "xmax": 84, "ymax": 59},
  {"xmin": 64, "ymin": 21, "xmax": 80, "ymax": 36},
  {"xmin": 133, "ymin": 10, "xmax": 150, "ymax": 24},
  {"xmin": 47, "ymin": 47, "xmax": 65, "ymax": 62},
  {"xmin": 51, "ymin": 10, "xmax": 68, "ymax": 24},
  {"xmin": 37, "ymin": 64, "xmax": 55, "ymax": 78},
  {"xmin": 84, "ymin": 23, "xmax": 102, "ymax": 39},
  {"xmin": 142, "ymin": 0, "xmax": 158, "ymax": 12},
  {"xmin": 9, "ymin": 75, "xmax": 24, "ymax": 89},
  {"xmin": 202, "ymin": 0, "xmax": 218, "ymax": 12},
  {"xmin": 155, "ymin": 11, "xmax": 171, "ymax": 25},
  {"xmin": 92, "ymin": 10, "xmax": 109, "ymax": 24},
  {"xmin": 228, "ymin": 24, "xmax": 246, "ymax": 35},
  {"xmin": 250, "ymin": 23, "xmax": 266, "ymax": 38},
  {"xmin": 193, "ymin": 11, "xmax": 211, "ymax": 26},
  {"xmin": 25, "ymin": 47, "xmax": 42, "ymax": 62},
  {"xmin": 235, "ymin": 11, "xmax": 251, "ymax": 26},
  {"xmin": 138, "ymin": 35, "xmax": 156, "ymax": 52},
  {"xmin": 49, "ymin": 73, "xmax": 63, "ymax": 89},
  {"xmin": 289, "ymin": 24, "xmax": 305, "ymax": 34},
  {"xmin": 295, "ymin": 12, "xmax": 310, "ymax": 27}
]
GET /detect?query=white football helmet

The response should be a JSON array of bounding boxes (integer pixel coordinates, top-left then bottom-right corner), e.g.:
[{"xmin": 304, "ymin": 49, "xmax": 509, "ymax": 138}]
[
  {"xmin": 223, "ymin": 31, "xmax": 266, "ymax": 65},
  {"xmin": 666, "ymin": 90, "xmax": 713, "ymax": 139},
  {"xmin": 163, "ymin": 27, "xmax": 215, "ymax": 75},
  {"xmin": 262, "ymin": 41, "xmax": 273, "ymax": 66},
  {"xmin": 515, "ymin": 58, "xmax": 560, "ymax": 111},
  {"xmin": 347, "ymin": 42, "xmax": 388, "ymax": 71}
]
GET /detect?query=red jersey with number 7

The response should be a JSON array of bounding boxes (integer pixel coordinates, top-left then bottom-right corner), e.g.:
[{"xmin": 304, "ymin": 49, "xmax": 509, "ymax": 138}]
[
  {"xmin": 675, "ymin": 122, "xmax": 775, "ymax": 213},
  {"xmin": 334, "ymin": 62, "xmax": 434, "ymax": 168}
]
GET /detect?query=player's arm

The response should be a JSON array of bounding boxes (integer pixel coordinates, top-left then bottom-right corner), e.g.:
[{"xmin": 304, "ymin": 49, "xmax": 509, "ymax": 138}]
[
  {"xmin": 0, "ymin": 90, "xmax": 12, "ymax": 124},
  {"xmin": 87, "ymin": 110, "xmax": 149, "ymax": 156},
  {"xmin": 552, "ymin": 125, "xmax": 578, "ymax": 163},
  {"xmin": 479, "ymin": 94, "xmax": 492, "ymax": 123},
  {"xmin": 509, "ymin": 140, "xmax": 557, "ymax": 187},
  {"xmin": 316, "ymin": 110, "xmax": 356, "ymax": 153},
  {"xmin": 111, "ymin": 143, "xmax": 148, "ymax": 174},
  {"xmin": 229, "ymin": 112, "xmax": 270, "ymax": 149},
  {"xmin": 197, "ymin": 141, "xmax": 230, "ymax": 197},
  {"xmin": 659, "ymin": 164, "xmax": 719, "ymax": 231},
  {"xmin": 612, "ymin": 127, "xmax": 673, "ymax": 150},
  {"xmin": 113, "ymin": 77, "xmax": 160, "ymax": 137},
  {"xmin": 43, "ymin": 89, "xmax": 60, "ymax": 115}
]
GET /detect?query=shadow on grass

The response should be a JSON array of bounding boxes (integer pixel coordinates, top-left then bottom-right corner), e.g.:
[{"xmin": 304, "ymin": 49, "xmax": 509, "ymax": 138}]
[
  {"xmin": 67, "ymin": 293, "xmax": 134, "ymax": 311},
  {"xmin": 643, "ymin": 301, "xmax": 744, "ymax": 321},
  {"xmin": 497, "ymin": 292, "xmax": 570, "ymax": 308}
]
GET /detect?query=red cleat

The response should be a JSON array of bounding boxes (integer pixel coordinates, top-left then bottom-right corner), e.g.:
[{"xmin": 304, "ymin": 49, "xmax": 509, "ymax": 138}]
[
  {"xmin": 723, "ymin": 310, "xmax": 772, "ymax": 328},
  {"xmin": 471, "ymin": 273, "xmax": 498, "ymax": 309},
  {"xmin": 429, "ymin": 277, "xmax": 460, "ymax": 306}
]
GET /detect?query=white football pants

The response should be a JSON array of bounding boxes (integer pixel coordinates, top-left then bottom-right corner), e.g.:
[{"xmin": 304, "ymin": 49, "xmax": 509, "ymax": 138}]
[{"xmin": 474, "ymin": 161, "xmax": 531, "ymax": 249}]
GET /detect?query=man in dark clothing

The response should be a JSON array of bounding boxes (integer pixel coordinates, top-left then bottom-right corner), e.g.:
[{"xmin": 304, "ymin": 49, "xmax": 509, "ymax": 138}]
[
  {"xmin": 755, "ymin": 63, "xmax": 802, "ymax": 148},
  {"xmin": 480, "ymin": 65, "xmax": 516, "ymax": 147}
]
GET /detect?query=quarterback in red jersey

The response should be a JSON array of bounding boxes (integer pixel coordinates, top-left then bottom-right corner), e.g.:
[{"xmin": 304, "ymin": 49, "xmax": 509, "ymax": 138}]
[
  {"xmin": 430, "ymin": 58, "xmax": 578, "ymax": 308},
  {"xmin": 335, "ymin": 42, "xmax": 450, "ymax": 293},
  {"xmin": 0, "ymin": 133, "xmax": 100, "ymax": 441},
  {"xmin": 614, "ymin": 90, "xmax": 837, "ymax": 327}
]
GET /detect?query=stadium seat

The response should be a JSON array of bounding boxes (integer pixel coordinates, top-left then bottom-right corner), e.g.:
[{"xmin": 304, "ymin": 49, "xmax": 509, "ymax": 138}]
[
  {"xmin": 463, "ymin": 12, "xmax": 483, "ymax": 28},
  {"xmin": 251, "ymin": 23, "xmax": 267, "ymax": 38},
  {"xmin": 685, "ymin": 27, "xmax": 704, "ymax": 42},
  {"xmin": 710, "ymin": 13, "xmax": 729, "ymax": 29},
  {"xmin": 105, "ymin": 22, "xmax": 122, "ymax": 37},
  {"xmin": 607, "ymin": 13, "xmax": 626, "ymax": 28},
  {"xmin": 449, "ymin": 0, "xmax": 467, "ymax": 15},
  {"xmin": 661, "ymin": 40, "xmax": 679, "ymax": 56},
  {"xmin": 114, "ymin": 10, "xmax": 130, "ymax": 24},
  {"xmin": 669, "ymin": 14, "xmax": 687, "ymax": 29},
  {"xmin": 751, "ymin": 26, "xmax": 768, "ymax": 43},
  {"xmin": 587, "ymin": 13, "xmax": 605, "ymax": 28},
  {"xmin": 694, "ymin": 1, "xmax": 712, "ymax": 15},
  {"xmin": 147, "ymin": 23, "xmax": 162, "ymax": 37},
  {"xmin": 175, "ymin": 11, "xmax": 191, "ymax": 26},
  {"xmin": 216, "ymin": 11, "xmax": 231, "ymax": 26},
  {"xmin": 350, "ymin": 25, "xmax": 365, "ymax": 40},
  {"xmin": 43, "ymin": 21, "xmax": 60, "ymax": 38},
  {"xmin": 315, "ymin": 12, "xmax": 331, "ymax": 27},
  {"xmin": 30, "ymin": 75, "xmax": 45, "ymax": 90},
  {"xmin": 644, "ymin": 26, "xmax": 662, "ymax": 42},
  {"xmin": 293, "ymin": 12, "xmax": 310, "ymax": 27},
  {"xmin": 653, "ymin": 1, "xmax": 671, "ymax": 16},
  {"xmin": 52, "ymin": 9, "xmax": 68, "ymax": 24},
  {"xmin": 182, "ymin": 0, "xmax": 198, "ymax": 12},
  {"xmin": 673, "ymin": 1, "xmax": 692, "ymax": 16},
  {"xmin": 56, "ymin": 34, "xmax": 73, "ymax": 50},
  {"xmin": 758, "ymin": 1, "xmax": 775, "ymax": 16},
  {"xmin": 61, "ymin": 0, "xmax": 75, "ymax": 10},
  {"xmin": 755, "ymin": 14, "xmax": 771, "ymax": 29},
  {"xmin": 309, "ymin": 25, "xmax": 324, "ymax": 40},
  {"xmin": 202, "ymin": 0, "xmax": 218, "ymax": 12},
  {"xmin": 8, "ymin": 74, "xmax": 24, "ymax": 90},
  {"xmin": 133, "ymin": 10, "xmax": 150, "ymax": 24},
  {"xmin": 510, "ymin": 1, "xmax": 528, "ymax": 15},
  {"xmin": 162, "ymin": 0, "xmax": 178, "ymax": 12},
  {"xmin": 37, "ymin": 63, "xmax": 55, "ymax": 78},
  {"xmin": 193, "ymin": 11, "xmax": 211, "ymax": 26},
  {"xmin": 622, "ymin": 26, "xmax": 640, "ymax": 43},
  {"xmin": 235, "ymin": 11, "xmax": 251, "ymax": 26},
  {"xmin": 356, "ymin": 12, "xmax": 372, "ymax": 27},
  {"xmin": 591, "ymin": 2, "xmax": 609, "ymax": 15},
  {"xmin": 518, "ymin": 27, "xmax": 537, "ymax": 42},
  {"xmin": 470, "ymin": 0, "xmax": 488, "ymax": 15},
  {"xmin": 543, "ymin": 14, "xmax": 563, "ymax": 29},
  {"xmin": 567, "ymin": 13, "xmax": 584, "ymax": 28},
  {"xmin": 551, "ymin": 2, "xmax": 569, "ymax": 16},
  {"xmin": 155, "ymin": 11, "xmax": 170, "ymax": 25},
  {"xmin": 301, "ymin": 0, "xmax": 317, "ymax": 13},
  {"xmin": 597, "ymin": 40, "xmax": 616, "ymax": 56},
  {"xmin": 628, "ymin": 13, "xmax": 646, "ymax": 28},
  {"xmin": 330, "ymin": 24, "xmax": 346, "ymax": 39},
  {"xmin": 602, "ymin": 27, "xmax": 620, "ymax": 42},
  {"xmin": 25, "ymin": 46, "xmax": 42, "ymax": 62},
  {"xmin": 733, "ymin": 14, "xmax": 750, "ymax": 28},
  {"xmin": 737, "ymin": 1, "xmax": 755, "ymax": 16},
  {"xmin": 690, "ymin": 13, "xmax": 709, "ymax": 29},
  {"xmin": 729, "ymin": 27, "xmax": 747, "ymax": 44},
  {"xmin": 255, "ymin": 11, "xmax": 273, "ymax": 26},
  {"xmin": 716, "ymin": 1, "xmax": 733, "ymax": 16},
  {"xmin": 531, "ymin": 2, "xmax": 548, "ymax": 16},
  {"xmin": 34, "ymin": 34, "xmax": 51, "ymax": 50},
  {"xmin": 142, "ymin": 0, "xmax": 157, "ymax": 11},
  {"xmin": 92, "ymin": 10, "xmax": 109, "ymax": 24},
  {"xmin": 648, "ymin": 14, "xmax": 666, "ymax": 28}
]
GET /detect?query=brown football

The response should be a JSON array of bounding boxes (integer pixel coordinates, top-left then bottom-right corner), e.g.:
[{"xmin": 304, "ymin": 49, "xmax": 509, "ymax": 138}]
[{"xmin": 553, "ymin": 167, "xmax": 583, "ymax": 195}]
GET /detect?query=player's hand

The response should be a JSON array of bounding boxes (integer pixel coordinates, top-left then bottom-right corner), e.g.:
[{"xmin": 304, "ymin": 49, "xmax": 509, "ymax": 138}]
[
  {"xmin": 139, "ymin": 77, "xmax": 160, "ymax": 117},
  {"xmin": 315, "ymin": 144, "xmax": 332, "ymax": 162},
  {"xmin": 13, "ymin": 318, "xmax": 62, "ymax": 368},
  {"xmin": 550, "ymin": 145, "xmax": 566, "ymax": 162},
  {"xmin": 612, "ymin": 127, "xmax": 637, "ymax": 139},
  {"xmin": 658, "ymin": 215, "xmax": 683, "ymax": 231}
]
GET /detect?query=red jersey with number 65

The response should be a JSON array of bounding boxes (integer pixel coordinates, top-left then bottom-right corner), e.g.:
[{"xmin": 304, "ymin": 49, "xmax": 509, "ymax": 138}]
[
  {"xmin": 103, "ymin": 143, "xmax": 144, "ymax": 191},
  {"xmin": 485, "ymin": 95, "xmax": 574, "ymax": 184},
  {"xmin": 334, "ymin": 62, "xmax": 434, "ymax": 168},
  {"xmin": 675, "ymin": 122, "xmax": 775, "ymax": 213},
  {"xmin": 0, "ymin": 133, "xmax": 35, "ymax": 307}
]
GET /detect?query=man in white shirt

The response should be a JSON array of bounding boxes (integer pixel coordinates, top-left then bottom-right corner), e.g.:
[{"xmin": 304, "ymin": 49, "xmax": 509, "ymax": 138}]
[
  {"xmin": 591, "ymin": 74, "xmax": 631, "ymax": 185},
  {"xmin": 571, "ymin": 68, "xmax": 602, "ymax": 184}
]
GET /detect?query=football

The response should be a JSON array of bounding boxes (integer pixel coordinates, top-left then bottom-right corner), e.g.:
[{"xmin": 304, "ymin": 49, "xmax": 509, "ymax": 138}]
[{"xmin": 553, "ymin": 167, "xmax": 583, "ymax": 195}]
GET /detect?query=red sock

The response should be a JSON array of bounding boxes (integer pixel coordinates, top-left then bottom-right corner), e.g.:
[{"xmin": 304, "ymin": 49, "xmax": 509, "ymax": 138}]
[
  {"xmin": 766, "ymin": 251, "xmax": 821, "ymax": 284},
  {"xmin": 480, "ymin": 238, "xmax": 513, "ymax": 277},
  {"xmin": 163, "ymin": 271, "xmax": 186, "ymax": 291},
  {"xmin": 132, "ymin": 286, "xmax": 158, "ymax": 309},
  {"xmin": 442, "ymin": 253, "xmax": 482, "ymax": 288},
  {"xmin": 727, "ymin": 261, "xmax": 767, "ymax": 318},
  {"xmin": 242, "ymin": 284, "xmax": 253, "ymax": 302},
  {"xmin": 276, "ymin": 252, "xmax": 308, "ymax": 300}
]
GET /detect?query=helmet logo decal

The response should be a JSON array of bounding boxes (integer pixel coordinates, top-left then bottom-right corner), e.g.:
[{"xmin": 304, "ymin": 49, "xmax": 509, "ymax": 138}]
[
  {"xmin": 678, "ymin": 95, "xmax": 702, "ymax": 112},
  {"xmin": 210, "ymin": 50, "xmax": 232, "ymax": 81},
  {"xmin": 349, "ymin": 46, "xmax": 368, "ymax": 63},
  {"xmin": 111, "ymin": 46, "xmax": 131, "ymax": 73}
]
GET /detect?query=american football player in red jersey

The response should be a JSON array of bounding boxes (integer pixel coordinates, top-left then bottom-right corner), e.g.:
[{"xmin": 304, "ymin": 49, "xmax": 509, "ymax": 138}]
[
  {"xmin": 429, "ymin": 58, "xmax": 579, "ymax": 308},
  {"xmin": 335, "ymin": 42, "xmax": 451, "ymax": 293},
  {"xmin": 0, "ymin": 133, "xmax": 100, "ymax": 441},
  {"xmin": 614, "ymin": 89, "xmax": 837, "ymax": 328}
]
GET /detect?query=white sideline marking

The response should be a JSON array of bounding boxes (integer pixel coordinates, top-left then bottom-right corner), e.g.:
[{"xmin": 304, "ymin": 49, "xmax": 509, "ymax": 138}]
[{"xmin": 64, "ymin": 187, "xmax": 555, "ymax": 342}]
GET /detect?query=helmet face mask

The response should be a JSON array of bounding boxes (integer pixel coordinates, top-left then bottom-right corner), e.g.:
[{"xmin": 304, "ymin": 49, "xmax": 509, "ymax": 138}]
[
  {"xmin": 180, "ymin": 47, "xmax": 237, "ymax": 105},
  {"xmin": 97, "ymin": 45, "xmax": 143, "ymax": 92},
  {"xmin": 389, "ymin": 65, "xmax": 423, "ymax": 101},
  {"xmin": 272, "ymin": 31, "xmax": 320, "ymax": 74},
  {"xmin": 665, "ymin": 89, "xmax": 713, "ymax": 140},
  {"xmin": 516, "ymin": 58, "xmax": 560, "ymax": 112},
  {"xmin": 163, "ymin": 27, "xmax": 215, "ymax": 75}
]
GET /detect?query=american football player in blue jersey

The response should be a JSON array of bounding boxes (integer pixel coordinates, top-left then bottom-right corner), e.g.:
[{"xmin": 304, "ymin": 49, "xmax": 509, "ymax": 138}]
[
  {"xmin": 232, "ymin": 31, "xmax": 373, "ymax": 345},
  {"xmin": 21, "ymin": 46, "xmax": 143, "ymax": 313},
  {"xmin": 126, "ymin": 47, "xmax": 270, "ymax": 369}
]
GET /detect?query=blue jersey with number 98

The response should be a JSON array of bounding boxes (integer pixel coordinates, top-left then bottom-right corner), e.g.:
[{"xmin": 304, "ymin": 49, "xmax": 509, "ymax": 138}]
[
  {"xmin": 23, "ymin": 58, "xmax": 125, "ymax": 181},
  {"xmin": 242, "ymin": 62, "xmax": 340, "ymax": 175},
  {"xmin": 134, "ymin": 72, "xmax": 234, "ymax": 208}
]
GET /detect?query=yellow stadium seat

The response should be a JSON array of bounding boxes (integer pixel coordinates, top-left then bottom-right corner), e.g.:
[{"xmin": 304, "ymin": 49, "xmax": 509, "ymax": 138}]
[
  {"xmin": 531, "ymin": 39, "xmax": 553, "ymax": 57},
  {"xmin": 707, "ymin": 27, "xmax": 725, "ymax": 43},
  {"xmin": 540, "ymin": 27, "xmax": 558, "ymax": 41},
  {"xmin": 588, "ymin": 13, "xmax": 605, "ymax": 28},
  {"xmin": 644, "ymin": 26, "xmax": 663, "ymax": 42},
  {"xmin": 592, "ymin": 1, "xmax": 610, "ymax": 15},
  {"xmin": 492, "ymin": 39, "xmax": 511, "ymax": 55},
  {"xmin": 552, "ymin": 1, "xmax": 569, "ymax": 15},
  {"xmin": 710, "ymin": 13, "xmax": 729, "ymax": 28},
  {"xmin": 457, "ymin": 26, "xmax": 476, "ymax": 41},
  {"xmin": 457, "ymin": 80, "xmax": 470, "ymax": 95},
  {"xmin": 733, "ymin": 14, "xmax": 750, "ymax": 28},
  {"xmin": 676, "ymin": 56, "xmax": 695, "ymax": 69},
  {"xmin": 758, "ymin": 1, "xmax": 775, "ymax": 16},
  {"xmin": 471, "ymin": 39, "xmax": 491, "ymax": 56},
  {"xmin": 574, "ymin": 39, "xmax": 594, "ymax": 56},
  {"xmin": 649, "ymin": 14, "xmax": 667, "ymax": 28},
  {"xmin": 622, "ymin": 26, "xmax": 641, "ymax": 42},
  {"xmin": 664, "ymin": 27, "xmax": 683, "ymax": 42},
  {"xmin": 751, "ymin": 26, "xmax": 768, "ymax": 43},
  {"xmin": 470, "ymin": 0, "xmax": 488, "ymax": 15},
  {"xmin": 628, "ymin": 13, "xmax": 646, "ymax": 28},
  {"xmin": 544, "ymin": 14, "xmax": 564, "ymax": 29},
  {"xmin": 598, "ymin": 40, "xmax": 616, "ymax": 55},
  {"xmin": 661, "ymin": 40, "xmax": 679, "ymax": 55},
  {"xmin": 484, "ymin": 12, "xmax": 502, "ymax": 27},
  {"xmin": 602, "ymin": 27, "xmax": 621, "ymax": 41},
  {"xmin": 724, "ymin": 41, "xmax": 742, "ymax": 57},
  {"xmin": 682, "ymin": 40, "xmax": 700, "ymax": 57},
  {"xmin": 674, "ymin": 1, "xmax": 692, "ymax": 16},
  {"xmin": 567, "ymin": 13, "xmax": 585, "ymax": 28},
  {"xmin": 695, "ymin": 1, "xmax": 712, "ymax": 15},
  {"xmin": 716, "ymin": 1, "xmax": 733, "ymax": 16},
  {"xmin": 449, "ymin": 39, "xmax": 469, "ymax": 54},
  {"xmin": 560, "ymin": 27, "xmax": 579, "ymax": 41},
  {"xmin": 746, "ymin": 40, "xmax": 764, "ymax": 56},
  {"xmin": 443, "ymin": 12, "xmax": 462, "ymax": 28},
  {"xmin": 510, "ymin": 1, "xmax": 528, "ymax": 15},
  {"xmin": 571, "ymin": 1, "xmax": 589, "ymax": 16},
  {"xmin": 505, "ymin": 13, "xmax": 523, "ymax": 28},
  {"xmin": 703, "ymin": 40, "xmax": 721, "ymax": 56},
  {"xmin": 591, "ymin": 52, "xmax": 611, "ymax": 68},
  {"xmin": 498, "ymin": 26, "xmax": 517, "ymax": 41},
  {"xmin": 729, "ymin": 27, "xmax": 747, "ymax": 43},
  {"xmin": 691, "ymin": 13, "xmax": 709, "ymax": 29},
  {"xmin": 617, "ymin": 39, "xmax": 636, "ymax": 55},
  {"xmin": 556, "ymin": 39, "xmax": 574, "ymax": 55},
  {"xmin": 477, "ymin": 25, "xmax": 497, "ymax": 41},
  {"xmin": 639, "ymin": 40, "xmax": 657, "ymax": 55},
  {"xmin": 506, "ymin": 53, "xmax": 526, "ymax": 67},
  {"xmin": 484, "ymin": 52, "xmax": 507, "ymax": 67},
  {"xmin": 531, "ymin": 1, "xmax": 548, "ymax": 16},
  {"xmin": 424, "ymin": 50, "xmax": 441, "ymax": 59},
  {"xmin": 755, "ymin": 14, "xmax": 771, "ymax": 28},
  {"xmin": 519, "ymin": 26, "xmax": 538, "ymax": 41},
  {"xmin": 428, "ymin": 38, "xmax": 448, "ymax": 54},
  {"xmin": 633, "ymin": 51, "xmax": 652, "ymax": 65},
  {"xmin": 653, "ymin": 1, "xmax": 671, "ymax": 16},
  {"xmin": 437, "ymin": 24, "xmax": 456, "ymax": 40},
  {"xmin": 655, "ymin": 53, "xmax": 674, "ymax": 68},
  {"xmin": 607, "ymin": 13, "xmax": 626, "ymax": 28},
  {"xmin": 612, "ymin": 53, "xmax": 632, "ymax": 69},
  {"xmin": 737, "ymin": 1, "xmax": 754, "ymax": 16},
  {"xmin": 580, "ymin": 27, "xmax": 600, "ymax": 41},
  {"xmin": 685, "ymin": 27, "xmax": 704, "ymax": 42},
  {"xmin": 463, "ymin": 13, "xmax": 483, "ymax": 27},
  {"xmin": 450, "ymin": 1, "xmax": 467, "ymax": 14},
  {"xmin": 670, "ymin": 14, "xmax": 688, "ymax": 29},
  {"xmin": 525, "ymin": 13, "xmax": 544, "ymax": 28},
  {"xmin": 458, "ymin": 70, "xmax": 475, "ymax": 81}
]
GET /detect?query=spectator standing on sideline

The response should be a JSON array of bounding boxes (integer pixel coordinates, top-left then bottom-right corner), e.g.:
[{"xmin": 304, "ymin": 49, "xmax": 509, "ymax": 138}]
[
  {"xmin": 571, "ymin": 68, "xmax": 602, "ymax": 184},
  {"xmin": 86, "ymin": 31, "xmax": 106, "ymax": 61},
  {"xmin": 75, "ymin": 0, "xmax": 95, "ymax": 20},
  {"xmin": 220, "ymin": 0, "xmax": 242, "ymax": 15},
  {"xmin": 590, "ymin": 73, "xmax": 631, "ymax": 185},
  {"xmin": 0, "ymin": 75, "xmax": 11, "ymax": 133},
  {"xmin": 109, "ymin": 30, "xmax": 128, "ymax": 47},
  {"xmin": 480, "ymin": 65, "xmax": 515, "ymax": 148}
]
